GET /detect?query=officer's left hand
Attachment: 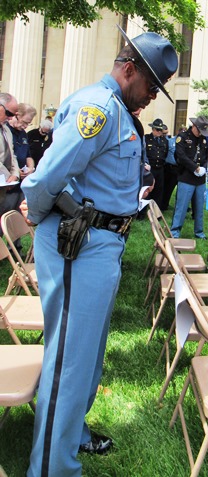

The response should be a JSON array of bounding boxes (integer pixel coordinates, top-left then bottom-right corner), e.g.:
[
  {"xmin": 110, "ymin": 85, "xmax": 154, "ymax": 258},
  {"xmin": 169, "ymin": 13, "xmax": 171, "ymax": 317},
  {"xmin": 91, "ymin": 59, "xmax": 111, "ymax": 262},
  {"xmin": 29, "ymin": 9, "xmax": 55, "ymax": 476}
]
[
  {"xmin": 141, "ymin": 179, "xmax": 155, "ymax": 198},
  {"xmin": 19, "ymin": 199, "xmax": 36, "ymax": 226},
  {"xmin": 194, "ymin": 166, "xmax": 206, "ymax": 177}
]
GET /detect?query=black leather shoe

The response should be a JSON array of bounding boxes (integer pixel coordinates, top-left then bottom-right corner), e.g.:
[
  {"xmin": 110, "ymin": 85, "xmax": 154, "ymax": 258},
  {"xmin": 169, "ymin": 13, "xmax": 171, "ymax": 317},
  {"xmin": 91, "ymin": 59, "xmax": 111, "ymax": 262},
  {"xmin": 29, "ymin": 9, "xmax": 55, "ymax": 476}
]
[
  {"xmin": 79, "ymin": 433, "xmax": 113, "ymax": 455},
  {"xmin": 195, "ymin": 235, "xmax": 207, "ymax": 240}
]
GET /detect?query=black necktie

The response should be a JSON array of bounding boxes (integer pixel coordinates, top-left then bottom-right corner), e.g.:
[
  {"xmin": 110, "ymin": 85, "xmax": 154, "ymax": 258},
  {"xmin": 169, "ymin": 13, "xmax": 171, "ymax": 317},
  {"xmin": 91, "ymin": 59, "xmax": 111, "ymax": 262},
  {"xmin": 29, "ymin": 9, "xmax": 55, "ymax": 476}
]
[{"xmin": 131, "ymin": 114, "xmax": 144, "ymax": 140}]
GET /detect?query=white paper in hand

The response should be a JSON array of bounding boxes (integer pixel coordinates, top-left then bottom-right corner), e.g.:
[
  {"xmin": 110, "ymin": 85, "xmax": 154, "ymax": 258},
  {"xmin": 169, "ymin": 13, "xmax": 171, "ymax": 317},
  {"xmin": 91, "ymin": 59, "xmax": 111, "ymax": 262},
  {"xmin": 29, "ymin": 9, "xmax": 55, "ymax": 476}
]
[
  {"xmin": 138, "ymin": 186, "xmax": 150, "ymax": 211},
  {"xmin": 0, "ymin": 174, "xmax": 19, "ymax": 187}
]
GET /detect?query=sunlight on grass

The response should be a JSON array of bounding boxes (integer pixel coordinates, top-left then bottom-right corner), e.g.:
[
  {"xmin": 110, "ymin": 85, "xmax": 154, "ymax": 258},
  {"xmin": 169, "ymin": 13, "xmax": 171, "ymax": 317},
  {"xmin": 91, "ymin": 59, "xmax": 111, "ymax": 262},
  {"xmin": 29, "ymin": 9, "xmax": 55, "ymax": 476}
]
[{"xmin": 1, "ymin": 195, "xmax": 208, "ymax": 476}]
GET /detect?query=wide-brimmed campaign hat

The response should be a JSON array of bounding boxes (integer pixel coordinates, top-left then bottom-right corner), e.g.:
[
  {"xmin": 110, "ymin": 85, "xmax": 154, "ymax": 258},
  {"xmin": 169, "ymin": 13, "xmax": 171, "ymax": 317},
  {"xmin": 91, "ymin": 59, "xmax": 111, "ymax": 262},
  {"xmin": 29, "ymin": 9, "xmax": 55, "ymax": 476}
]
[
  {"xmin": 117, "ymin": 25, "xmax": 178, "ymax": 103},
  {"xmin": 148, "ymin": 118, "xmax": 164, "ymax": 130},
  {"xmin": 189, "ymin": 116, "xmax": 208, "ymax": 137}
]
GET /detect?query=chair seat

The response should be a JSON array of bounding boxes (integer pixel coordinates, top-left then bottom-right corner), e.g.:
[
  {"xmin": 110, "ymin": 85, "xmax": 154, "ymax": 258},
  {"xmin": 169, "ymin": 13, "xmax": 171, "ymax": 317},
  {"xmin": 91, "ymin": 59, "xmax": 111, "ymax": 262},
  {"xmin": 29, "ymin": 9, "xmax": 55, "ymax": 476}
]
[
  {"xmin": 23, "ymin": 263, "xmax": 37, "ymax": 283},
  {"xmin": 192, "ymin": 356, "xmax": 208, "ymax": 418},
  {"xmin": 169, "ymin": 238, "xmax": 196, "ymax": 251},
  {"xmin": 0, "ymin": 345, "xmax": 43, "ymax": 406},
  {"xmin": 161, "ymin": 273, "xmax": 208, "ymax": 297},
  {"xmin": 155, "ymin": 253, "xmax": 206, "ymax": 272},
  {"xmin": 0, "ymin": 296, "xmax": 44, "ymax": 330}
]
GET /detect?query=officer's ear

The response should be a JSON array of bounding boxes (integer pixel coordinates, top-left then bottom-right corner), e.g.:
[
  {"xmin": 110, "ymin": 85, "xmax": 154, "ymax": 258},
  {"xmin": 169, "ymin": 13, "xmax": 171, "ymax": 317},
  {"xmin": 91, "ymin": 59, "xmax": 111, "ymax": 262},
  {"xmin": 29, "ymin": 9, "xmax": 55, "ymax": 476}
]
[{"xmin": 123, "ymin": 61, "xmax": 137, "ymax": 78}]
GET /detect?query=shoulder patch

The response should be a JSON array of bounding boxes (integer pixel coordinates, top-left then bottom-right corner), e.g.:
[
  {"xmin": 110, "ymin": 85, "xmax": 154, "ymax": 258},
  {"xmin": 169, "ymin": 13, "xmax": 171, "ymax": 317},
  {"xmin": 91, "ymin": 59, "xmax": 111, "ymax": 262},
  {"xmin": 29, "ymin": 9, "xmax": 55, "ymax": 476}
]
[
  {"xmin": 77, "ymin": 106, "xmax": 106, "ymax": 139},
  {"xmin": 176, "ymin": 136, "xmax": 181, "ymax": 143}
]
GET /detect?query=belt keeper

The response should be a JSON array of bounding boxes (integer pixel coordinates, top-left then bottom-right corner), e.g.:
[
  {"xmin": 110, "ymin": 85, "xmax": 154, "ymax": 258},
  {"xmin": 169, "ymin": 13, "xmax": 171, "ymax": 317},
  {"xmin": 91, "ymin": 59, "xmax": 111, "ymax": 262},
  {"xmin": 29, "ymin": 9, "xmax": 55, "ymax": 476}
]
[
  {"xmin": 118, "ymin": 216, "xmax": 133, "ymax": 234},
  {"xmin": 92, "ymin": 211, "xmax": 105, "ymax": 228}
]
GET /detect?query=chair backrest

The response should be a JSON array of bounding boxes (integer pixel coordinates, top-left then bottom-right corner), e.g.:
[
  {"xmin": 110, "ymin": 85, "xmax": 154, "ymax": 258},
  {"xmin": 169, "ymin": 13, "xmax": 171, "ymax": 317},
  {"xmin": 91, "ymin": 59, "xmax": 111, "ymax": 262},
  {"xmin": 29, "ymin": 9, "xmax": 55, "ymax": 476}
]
[
  {"xmin": 147, "ymin": 208, "xmax": 172, "ymax": 262},
  {"xmin": 149, "ymin": 200, "xmax": 172, "ymax": 237},
  {"xmin": 1, "ymin": 210, "xmax": 34, "ymax": 265},
  {"xmin": 0, "ymin": 237, "xmax": 32, "ymax": 296},
  {"xmin": 147, "ymin": 209, "xmax": 166, "ymax": 249},
  {"xmin": 165, "ymin": 240, "xmax": 205, "ymax": 307}
]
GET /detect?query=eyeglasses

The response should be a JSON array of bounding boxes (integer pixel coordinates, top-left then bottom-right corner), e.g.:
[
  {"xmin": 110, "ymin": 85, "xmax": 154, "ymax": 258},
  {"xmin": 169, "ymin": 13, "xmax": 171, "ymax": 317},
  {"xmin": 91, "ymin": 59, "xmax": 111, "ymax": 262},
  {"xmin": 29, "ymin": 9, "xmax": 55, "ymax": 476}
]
[
  {"xmin": 115, "ymin": 57, "xmax": 160, "ymax": 94},
  {"xmin": 0, "ymin": 103, "xmax": 15, "ymax": 118}
]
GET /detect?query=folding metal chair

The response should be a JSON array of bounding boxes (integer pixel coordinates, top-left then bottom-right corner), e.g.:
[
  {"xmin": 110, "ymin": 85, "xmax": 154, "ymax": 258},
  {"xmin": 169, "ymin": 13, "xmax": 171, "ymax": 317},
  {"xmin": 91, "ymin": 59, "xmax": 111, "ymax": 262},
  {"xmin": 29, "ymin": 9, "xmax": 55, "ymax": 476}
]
[
  {"xmin": 0, "ymin": 295, "xmax": 44, "ymax": 344},
  {"xmin": 146, "ymin": 223, "xmax": 208, "ymax": 343},
  {"xmin": 1, "ymin": 210, "xmax": 38, "ymax": 295},
  {"xmin": 157, "ymin": 243, "xmax": 208, "ymax": 403},
  {"xmin": 143, "ymin": 200, "xmax": 196, "ymax": 279},
  {"xmin": 144, "ymin": 209, "xmax": 206, "ymax": 306},
  {"xmin": 0, "ymin": 237, "xmax": 33, "ymax": 296},
  {"xmin": 0, "ymin": 344, "xmax": 43, "ymax": 429},
  {"xmin": 169, "ymin": 300, "xmax": 208, "ymax": 477}
]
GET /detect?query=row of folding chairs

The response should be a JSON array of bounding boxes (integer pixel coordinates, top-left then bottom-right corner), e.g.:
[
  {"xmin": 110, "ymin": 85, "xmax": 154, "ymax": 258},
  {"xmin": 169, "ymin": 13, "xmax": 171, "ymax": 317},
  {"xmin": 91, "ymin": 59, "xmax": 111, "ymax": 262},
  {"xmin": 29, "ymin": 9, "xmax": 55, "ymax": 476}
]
[
  {"xmin": 0, "ymin": 211, "xmax": 44, "ymax": 429},
  {"xmin": 144, "ymin": 200, "xmax": 208, "ymax": 477}
]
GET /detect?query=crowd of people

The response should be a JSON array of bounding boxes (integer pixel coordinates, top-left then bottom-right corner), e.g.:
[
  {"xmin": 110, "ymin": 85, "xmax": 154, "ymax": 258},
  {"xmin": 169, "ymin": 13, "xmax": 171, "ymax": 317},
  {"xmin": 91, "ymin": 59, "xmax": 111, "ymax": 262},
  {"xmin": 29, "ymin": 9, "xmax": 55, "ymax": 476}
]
[
  {"xmin": 142, "ymin": 115, "xmax": 208, "ymax": 239},
  {"xmin": 0, "ymin": 95, "xmax": 53, "ymax": 240}
]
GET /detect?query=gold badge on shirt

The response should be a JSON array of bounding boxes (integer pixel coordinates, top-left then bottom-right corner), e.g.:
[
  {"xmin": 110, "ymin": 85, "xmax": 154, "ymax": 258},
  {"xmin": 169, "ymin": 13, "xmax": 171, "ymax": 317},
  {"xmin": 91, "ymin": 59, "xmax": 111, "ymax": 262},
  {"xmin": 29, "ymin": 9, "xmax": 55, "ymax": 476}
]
[
  {"xmin": 176, "ymin": 136, "xmax": 181, "ymax": 143},
  {"xmin": 77, "ymin": 106, "xmax": 107, "ymax": 139}
]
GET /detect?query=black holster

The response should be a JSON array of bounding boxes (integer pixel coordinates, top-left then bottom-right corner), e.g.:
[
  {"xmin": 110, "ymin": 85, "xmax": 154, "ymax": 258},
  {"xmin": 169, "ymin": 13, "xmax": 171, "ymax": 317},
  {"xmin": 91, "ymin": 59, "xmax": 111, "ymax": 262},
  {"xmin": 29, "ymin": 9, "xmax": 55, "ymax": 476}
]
[{"xmin": 55, "ymin": 191, "xmax": 96, "ymax": 260}]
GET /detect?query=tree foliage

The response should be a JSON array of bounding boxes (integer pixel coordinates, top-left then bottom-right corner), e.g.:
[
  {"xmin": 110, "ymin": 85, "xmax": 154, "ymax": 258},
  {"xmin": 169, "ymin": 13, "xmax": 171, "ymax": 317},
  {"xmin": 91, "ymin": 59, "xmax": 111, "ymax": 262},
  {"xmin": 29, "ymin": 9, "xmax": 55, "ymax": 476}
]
[
  {"xmin": 0, "ymin": 0, "xmax": 205, "ymax": 52},
  {"xmin": 192, "ymin": 79, "xmax": 208, "ymax": 117}
]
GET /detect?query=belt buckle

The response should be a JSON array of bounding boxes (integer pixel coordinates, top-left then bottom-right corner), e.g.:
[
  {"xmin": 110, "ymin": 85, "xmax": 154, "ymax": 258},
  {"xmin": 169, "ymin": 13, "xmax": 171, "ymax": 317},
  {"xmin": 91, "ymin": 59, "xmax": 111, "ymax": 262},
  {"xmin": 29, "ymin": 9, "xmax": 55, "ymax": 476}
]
[
  {"xmin": 117, "ymin": 217, "xmax": 132, "ymax": 235},
  {"xmin": 107, "ymin": 218, "xmax": 123, "ymax": 232}
]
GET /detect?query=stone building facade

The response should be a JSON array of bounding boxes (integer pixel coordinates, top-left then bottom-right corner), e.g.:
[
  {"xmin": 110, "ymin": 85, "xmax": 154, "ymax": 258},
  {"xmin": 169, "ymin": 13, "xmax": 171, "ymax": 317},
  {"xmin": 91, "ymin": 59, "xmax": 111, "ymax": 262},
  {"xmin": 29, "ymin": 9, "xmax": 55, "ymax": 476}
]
[{"xmin": 0, "ymin": 3, "xmax": 208, "ymax": 134}]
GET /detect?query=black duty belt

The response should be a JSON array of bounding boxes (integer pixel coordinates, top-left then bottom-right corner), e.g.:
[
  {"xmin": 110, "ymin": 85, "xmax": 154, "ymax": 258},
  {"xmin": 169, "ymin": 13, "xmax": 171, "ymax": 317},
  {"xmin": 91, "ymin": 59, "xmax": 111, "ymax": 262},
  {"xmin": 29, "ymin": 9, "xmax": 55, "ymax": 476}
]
[
  {"xmin": 92, "ymin": 211, "xmax": 134, "ymax": 234},
  {"xmin": 53, "ymin": 205, "xmax": 134, "ymax": 235}
]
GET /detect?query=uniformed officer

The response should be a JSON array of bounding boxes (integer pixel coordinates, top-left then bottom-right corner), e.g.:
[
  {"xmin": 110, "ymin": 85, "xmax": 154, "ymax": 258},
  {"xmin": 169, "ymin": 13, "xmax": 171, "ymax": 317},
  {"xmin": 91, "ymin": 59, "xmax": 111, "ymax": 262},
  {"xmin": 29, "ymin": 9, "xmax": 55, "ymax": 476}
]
[
  {"xmin": 145, "ymin": 118, "xmax": 168, "ymax": 208},
  {"xmin": 161, "ymin": 126, "xmax": 178, "ymax": 211},
  {"xmin": 171, "ymin": 116, "xmax": 208, "ymax": 239},
  {"xmin": 21, "ymin": 25, "xmax": 178, "ymax": 477}
]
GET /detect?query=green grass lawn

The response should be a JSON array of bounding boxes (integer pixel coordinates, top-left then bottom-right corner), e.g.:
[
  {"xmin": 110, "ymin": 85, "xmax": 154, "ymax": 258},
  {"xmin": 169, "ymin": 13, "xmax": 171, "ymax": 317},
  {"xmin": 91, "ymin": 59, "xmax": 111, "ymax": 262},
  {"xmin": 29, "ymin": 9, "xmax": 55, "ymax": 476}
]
[{"xmin": 1, "ymin": 198, "xmax": 208, "ymax": 477}]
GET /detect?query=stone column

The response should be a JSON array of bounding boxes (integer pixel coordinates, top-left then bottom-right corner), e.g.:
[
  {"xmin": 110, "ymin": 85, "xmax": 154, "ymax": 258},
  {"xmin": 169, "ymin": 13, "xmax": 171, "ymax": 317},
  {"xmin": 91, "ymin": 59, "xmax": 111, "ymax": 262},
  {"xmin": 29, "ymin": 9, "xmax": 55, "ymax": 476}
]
[
  {"xmin": 9, "ymin": 11, "xmax": 44, "ymax": 113},
  {"xmin": 187, "ymin": 0, "xmax": 208, "ymax": 118},
  {"xmin": 60, "ymin": 21, "xmax": 98, "ymax": 103}
]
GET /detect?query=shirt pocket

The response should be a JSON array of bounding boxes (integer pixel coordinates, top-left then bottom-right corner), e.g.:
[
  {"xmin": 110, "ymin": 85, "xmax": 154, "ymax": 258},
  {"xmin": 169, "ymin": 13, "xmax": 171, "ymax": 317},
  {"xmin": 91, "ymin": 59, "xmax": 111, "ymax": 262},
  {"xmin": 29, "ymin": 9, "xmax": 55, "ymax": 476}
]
[{"xmin": 115, "ymin": 139, "xmax": 140, "ymax": 186}]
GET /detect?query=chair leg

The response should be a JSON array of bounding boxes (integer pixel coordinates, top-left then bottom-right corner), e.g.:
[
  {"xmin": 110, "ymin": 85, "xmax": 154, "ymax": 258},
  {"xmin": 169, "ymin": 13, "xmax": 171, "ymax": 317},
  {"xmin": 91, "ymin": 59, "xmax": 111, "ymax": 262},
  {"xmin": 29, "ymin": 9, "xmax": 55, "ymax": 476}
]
[
  {"xmin": 29, "ymin": 400, "xmax": 36, "ymax": 413},
  {"xmin": 145, "ymin": 284, "xmax": 160, "ymax": 321},
  {"xmin": 158, "ymin": 345, "xmax": 182, "ymax": 403},
  {"xmin": 0, "ymin": 407, "xmax": 11, "ymax": 430},
  {"xmin": 170, "ymin": 369, "xmax": 191, "ymax": 429},
  {"xmin": 142, "ymin": 247, "xmax": 157, "ymax": 278},
  {"xmin": 190, "ymin": 434, "xmax": 208, "ymax": 477},
  {"xmin": 144, "ymin": 270, "xmax": 160, "ymax": 306},
  {"xmin": 36, "ymin": 331, "xmax": 44, "ymax": 343},
  {"xmin": 157, "ymin": 317, "xmax": 176, "ymax": 366}
]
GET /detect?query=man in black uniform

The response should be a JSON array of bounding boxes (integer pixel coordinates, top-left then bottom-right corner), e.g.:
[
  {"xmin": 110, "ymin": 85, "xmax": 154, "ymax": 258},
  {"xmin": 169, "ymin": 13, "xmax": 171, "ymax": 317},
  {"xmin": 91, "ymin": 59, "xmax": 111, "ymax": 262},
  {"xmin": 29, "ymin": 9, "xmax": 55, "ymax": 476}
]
[
  {"xmin": 171, "ymin": 116, "xmax": 208, "ymax": 239},
  {"xmin": 27, "ymin": 119, "xmax": 53, "ymax": 167},
  {"xmin": 145, "ymin": 118, "xmax": 168, "ymax": 208}
]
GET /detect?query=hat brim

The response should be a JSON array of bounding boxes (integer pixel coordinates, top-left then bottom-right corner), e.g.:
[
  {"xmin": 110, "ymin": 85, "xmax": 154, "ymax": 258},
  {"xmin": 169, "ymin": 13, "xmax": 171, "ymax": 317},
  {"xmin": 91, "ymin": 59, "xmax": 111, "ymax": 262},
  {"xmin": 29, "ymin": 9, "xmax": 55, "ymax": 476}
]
[
  {"xmin": 117, "ymin": 24, "xmax": 174, "ymax": 104},
  {"xmin": 148, "ymin": 122, "xmax": 163, "ymax": 130},
  {"xmin": 190, "ymin": 117, "xmax": 208, "ymax": 137}
]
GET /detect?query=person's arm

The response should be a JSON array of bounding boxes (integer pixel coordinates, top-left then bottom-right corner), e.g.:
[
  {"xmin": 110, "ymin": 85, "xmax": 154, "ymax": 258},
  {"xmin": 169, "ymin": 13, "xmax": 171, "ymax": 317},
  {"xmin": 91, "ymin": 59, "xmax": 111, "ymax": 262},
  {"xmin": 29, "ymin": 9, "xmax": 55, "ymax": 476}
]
[
  {"xmin": 176, "ymin": 134, "xmax": 199, "ymax": 173},
  {"xmin": 20, "ymin": 157, "xmax": 35, "ymax": 180},
  {"xmin": 4, "ymin": 126, "xmax": 20, "ymax": 181},
  {"xmin": 22, "ymin": 101, "xmax": 113, "ymax": 224},
  {"xmin": 6, "ymin": 153, "xmax": 19, "ymax": 183}
]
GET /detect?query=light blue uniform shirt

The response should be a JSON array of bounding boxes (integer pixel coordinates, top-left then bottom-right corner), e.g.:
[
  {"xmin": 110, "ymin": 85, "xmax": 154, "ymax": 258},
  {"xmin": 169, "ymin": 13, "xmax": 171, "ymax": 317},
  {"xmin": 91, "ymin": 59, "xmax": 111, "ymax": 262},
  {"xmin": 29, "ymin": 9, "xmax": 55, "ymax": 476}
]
[{"xmin": 22, "ymin": 74, "xmax": 141, "ymax": 224}]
